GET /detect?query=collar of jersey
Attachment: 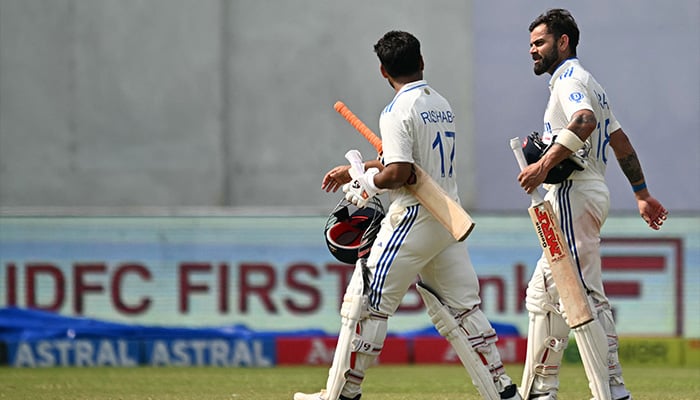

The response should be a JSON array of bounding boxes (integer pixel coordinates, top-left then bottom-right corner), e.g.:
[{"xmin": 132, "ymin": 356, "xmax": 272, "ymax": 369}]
[
  {"xmin": 548, "ymin": 57, "xmax": 580, "ymax": 88},
  {"xmin": 397, "ymin": 80, "xmax": 428, "ymax": 95},
  {"xmin": 385, "ymin": 80, "xmax": 428, "ymax": 112}
]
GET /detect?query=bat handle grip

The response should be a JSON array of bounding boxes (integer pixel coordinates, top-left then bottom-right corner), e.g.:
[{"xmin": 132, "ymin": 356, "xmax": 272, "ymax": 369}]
[
  {"xmin": 345, "ymin": 149, "xmax": 365, "ymax": 180},
  {"xmin": 510, "ymin": 137, "xmax": 545, "ymax": 205}
]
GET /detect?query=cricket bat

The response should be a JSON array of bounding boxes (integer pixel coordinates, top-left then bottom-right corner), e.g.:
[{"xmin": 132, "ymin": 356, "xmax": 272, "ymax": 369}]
[
  {"xmin": 510, "ymin": 137, "xmax": 594, "ymax": 328},
  {"xmin": 334, "ymin": 101, "xmax": 475, "ymax": 242}
]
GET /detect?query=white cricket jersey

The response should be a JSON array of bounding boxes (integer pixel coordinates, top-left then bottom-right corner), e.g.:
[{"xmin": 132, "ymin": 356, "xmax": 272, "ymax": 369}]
[
  {"xmin": 544, "ymin": 58, "xmax": 622, "ymax": 181},
  {"xmin": 378, "ymin": 80, "xmax": 460, "ymax": 207}
]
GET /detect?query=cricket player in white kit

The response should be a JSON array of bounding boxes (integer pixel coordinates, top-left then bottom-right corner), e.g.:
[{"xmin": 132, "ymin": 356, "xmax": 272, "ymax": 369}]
[
  {"xmin": 516, "ymin": 9, "xmax": 669, "ymax": 400},
  {"xmin": 295, "ymin": 31, "xmax": 521, "ymax": 400}
]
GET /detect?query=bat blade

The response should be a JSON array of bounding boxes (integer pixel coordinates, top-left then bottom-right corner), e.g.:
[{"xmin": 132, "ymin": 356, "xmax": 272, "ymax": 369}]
[
  {"xmin": 510, "ymin": 137, "xmax": 593, "ymax": 328},
  {"xmin": 528, "ymin": 200, "xmax": 594, "ymax": 327},
  {"xmin": 334, "ymin": 101, "xmax": 475, "ymax": 241},
  {"xmin": 411, "ymin": 166, "xmax": 475, "ymax": 241}
]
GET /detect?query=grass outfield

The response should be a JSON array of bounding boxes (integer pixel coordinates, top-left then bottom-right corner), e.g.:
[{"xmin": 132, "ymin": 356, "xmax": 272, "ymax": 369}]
[{"xmin": 1, "ymin": 364, "xmax": 699, "ymax": 399}]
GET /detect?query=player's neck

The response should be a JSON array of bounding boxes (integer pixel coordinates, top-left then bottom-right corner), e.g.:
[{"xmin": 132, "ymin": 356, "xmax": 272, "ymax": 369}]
[
  {"xmin": 390, "ymin": 73, "xmax": 423, "ymax": 93},
  {"xmin": 548, "ymin": 54, "xmax": 577, "ymax": 75}
]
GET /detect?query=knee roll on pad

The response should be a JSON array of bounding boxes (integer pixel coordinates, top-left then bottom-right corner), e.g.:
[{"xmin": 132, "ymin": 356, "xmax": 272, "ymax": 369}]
[
  {"xmin": 340, "ymin": 263, "xmax": 370, "ymax": 323},
  {"xmin": 525, "ymin": 284, "xmax": 560, "ymax": 316}
]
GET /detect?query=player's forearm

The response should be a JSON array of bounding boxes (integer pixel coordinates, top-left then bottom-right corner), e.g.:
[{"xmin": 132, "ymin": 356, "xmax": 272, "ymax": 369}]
[
  {"xmin": 363, "ymin": 159, "xmax": 384, "ymax": 171},
  {"xmin": 610, "ymin": 129, "xmax": 645, "ymax": 184},
  {"xmin": 609, "ymin": 129, "xmax": 651, "ymax": 199},
  {"xmin": 539, "ymin": 143, "xmax": 573, "ymax": 172},
  {"xmin": 373, "ymin": 162, "xmax": 413, "ymax": 189},
  {"xmin": 619, "ymin": 153, "xmax": 649, "ymax": 200},
  {"xmin": 616, "ymin": 151, "xmax": 644, "ymax": 183}
]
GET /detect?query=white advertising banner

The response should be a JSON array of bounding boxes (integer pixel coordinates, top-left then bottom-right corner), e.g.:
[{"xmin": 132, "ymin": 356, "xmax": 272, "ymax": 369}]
[{"xmin": 1, "ymin": 214, "xmax": 697, "ymax": 337}]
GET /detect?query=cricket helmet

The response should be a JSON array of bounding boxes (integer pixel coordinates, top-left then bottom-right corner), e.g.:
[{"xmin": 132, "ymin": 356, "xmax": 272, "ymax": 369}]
[
  {"xmin": 522, "ymin": 132, "xmax": 584, "ymax": 184},
  {"xmin": 324, "ymin": 196, "xmax": 385, "ymax": 264}
]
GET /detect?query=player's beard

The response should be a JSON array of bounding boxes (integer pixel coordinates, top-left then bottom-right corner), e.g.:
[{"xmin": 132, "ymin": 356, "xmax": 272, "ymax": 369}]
[{"xmin": 533, "ymin": 45, "xmax": 559, "ymax": 76}]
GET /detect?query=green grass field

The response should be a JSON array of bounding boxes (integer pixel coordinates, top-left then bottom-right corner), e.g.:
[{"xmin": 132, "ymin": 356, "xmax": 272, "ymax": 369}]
[{"xmin": 1, "ymin": 364, "xmax": 699, "ymax": 400}]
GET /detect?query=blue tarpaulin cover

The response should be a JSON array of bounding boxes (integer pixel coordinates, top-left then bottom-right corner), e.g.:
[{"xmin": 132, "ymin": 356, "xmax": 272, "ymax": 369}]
[
  {"xmin": 0, "ymin": 306, "xmax": 518, "ymax": 341},
  {"xmin": 0, "ymin": 307, "xmax": 519, "ymax": 367}
]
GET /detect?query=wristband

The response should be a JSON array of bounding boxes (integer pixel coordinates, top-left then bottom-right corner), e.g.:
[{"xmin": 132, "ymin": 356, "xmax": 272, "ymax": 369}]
[
  {"xmin": 365, "ymin": 168, "xmax": 381, "ymax": 192},
  {"xmin": 554, "ymin": 128, "xmax": 585, "ymax": 152},
  {"xmin": 632, "ymin": 182, "xmax": 647, "ymax": 193}
]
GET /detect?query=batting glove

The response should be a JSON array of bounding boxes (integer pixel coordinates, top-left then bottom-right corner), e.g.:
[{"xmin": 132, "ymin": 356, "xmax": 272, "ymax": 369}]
[{"xmin": 343, "ymin": 167, "xmax": 381, "ymax": 208}]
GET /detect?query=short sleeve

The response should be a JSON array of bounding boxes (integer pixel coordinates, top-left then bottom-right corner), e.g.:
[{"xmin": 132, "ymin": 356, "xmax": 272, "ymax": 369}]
[
  {"xmin": 556, "ymin": 77, "xmax": 594, "ymax": 122},
  {"xmin": 379, "ymin": 110, "xmax": 414, "ymax": 165}
]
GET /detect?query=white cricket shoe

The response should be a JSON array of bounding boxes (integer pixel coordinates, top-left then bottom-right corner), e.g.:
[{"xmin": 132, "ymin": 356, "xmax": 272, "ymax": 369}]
[
  {"xmin": 500, "ymin": 383, "xmax": 523, "ymax": 400},
  {"xmin": 529, "ymin": 392, "xmax": 557, "ymax": 400},
  {"xmin": 591, "ymin": 390, "xmax": 632, "ymax": 400},
  {"xmin": 610, "ymin": 384, "xmax": 632, "ymax": 400},
  {"xmin": 293, "ymin": 390, "xmax": 361, "ymax": 400},
  {"xmin": 293, "ymin": 390, "xmax": 327, "ymax": 400}
]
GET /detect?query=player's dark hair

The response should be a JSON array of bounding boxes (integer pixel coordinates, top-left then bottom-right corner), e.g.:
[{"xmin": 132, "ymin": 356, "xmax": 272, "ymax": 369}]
[
  {"xmin": 529, "ymin": 8, "xmax": 579, "ymax": 56},
  {"xmin": 374, "ymin": 31, "xmax": 422, "ymax": 78}
]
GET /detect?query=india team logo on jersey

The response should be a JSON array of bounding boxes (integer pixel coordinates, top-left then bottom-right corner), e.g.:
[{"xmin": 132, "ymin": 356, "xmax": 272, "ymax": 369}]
[{"xmin": 569, "ymin": 92, "xmax": 584, "ymax": 103}]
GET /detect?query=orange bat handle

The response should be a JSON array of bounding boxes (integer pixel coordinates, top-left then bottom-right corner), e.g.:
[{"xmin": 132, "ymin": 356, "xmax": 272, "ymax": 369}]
[{"xmin": 334, "ymin": 101, "xmax": 383, "ymax": 154}]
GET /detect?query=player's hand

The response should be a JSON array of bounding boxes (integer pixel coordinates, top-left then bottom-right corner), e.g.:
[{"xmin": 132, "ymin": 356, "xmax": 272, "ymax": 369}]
[
  {"xmin": 637, "ymin": 196, "xmax": 668, "ymax": 230},
  {"xmin": 517, "ymin": 161, "xmax": 548, "ymax": 193},
  {"xmin": 342, "ymin": 167, "xmax": 380, "ymax": 208},
  {"xmin": 321, "ymin": 165, "xmax": 352, "ymax": 193}
]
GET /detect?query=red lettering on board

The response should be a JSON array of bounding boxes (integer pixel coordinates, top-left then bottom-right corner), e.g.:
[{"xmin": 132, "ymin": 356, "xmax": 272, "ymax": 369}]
[
  {"xmin": 285, "ymin": 263, "xmax": 321, "ymax": 313},
  {"xmin": 239, "ymin": 263, "xmax": 277, "ymax": 313},
  {"xmin": 74, "ymin": 263, "xmax": 107, "ymax": 313},
  {"xmin": 112, "ymin": 263, "xmax": 152, "ymax": 314},
  {"xmin": 178, "ymin": 263, "xmax": 211, "ymax": 313},
  {"xmin": 27, "ymin": 263, "xmax": 65, "ymax": 311}
]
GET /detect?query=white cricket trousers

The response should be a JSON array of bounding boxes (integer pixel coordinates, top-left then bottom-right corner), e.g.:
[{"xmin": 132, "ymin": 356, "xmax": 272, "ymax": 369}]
[
  {"xmin": 365, "ymin": 202, "xmax": 482, "ymax": 316},
  {"xmin": 529, "ymin": 179, "xmax": 610, "ymax": 304}
]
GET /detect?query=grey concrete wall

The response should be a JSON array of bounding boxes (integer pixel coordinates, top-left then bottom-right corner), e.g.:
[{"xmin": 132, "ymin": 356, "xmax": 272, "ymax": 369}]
[
  {"xmin": 1, "ymin": 0, "xmax": 697, "ymax": 213},
  {"xmin": 0, "ymin": 0, "xmax": 224, "ymax": 206},
  {"xmin": 224, "ymin": 1, "xmax": 474, "ymax": 210},
  {"xmin": 0, "ymin": 0, "xmax": 473, "ymax": 211}
]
